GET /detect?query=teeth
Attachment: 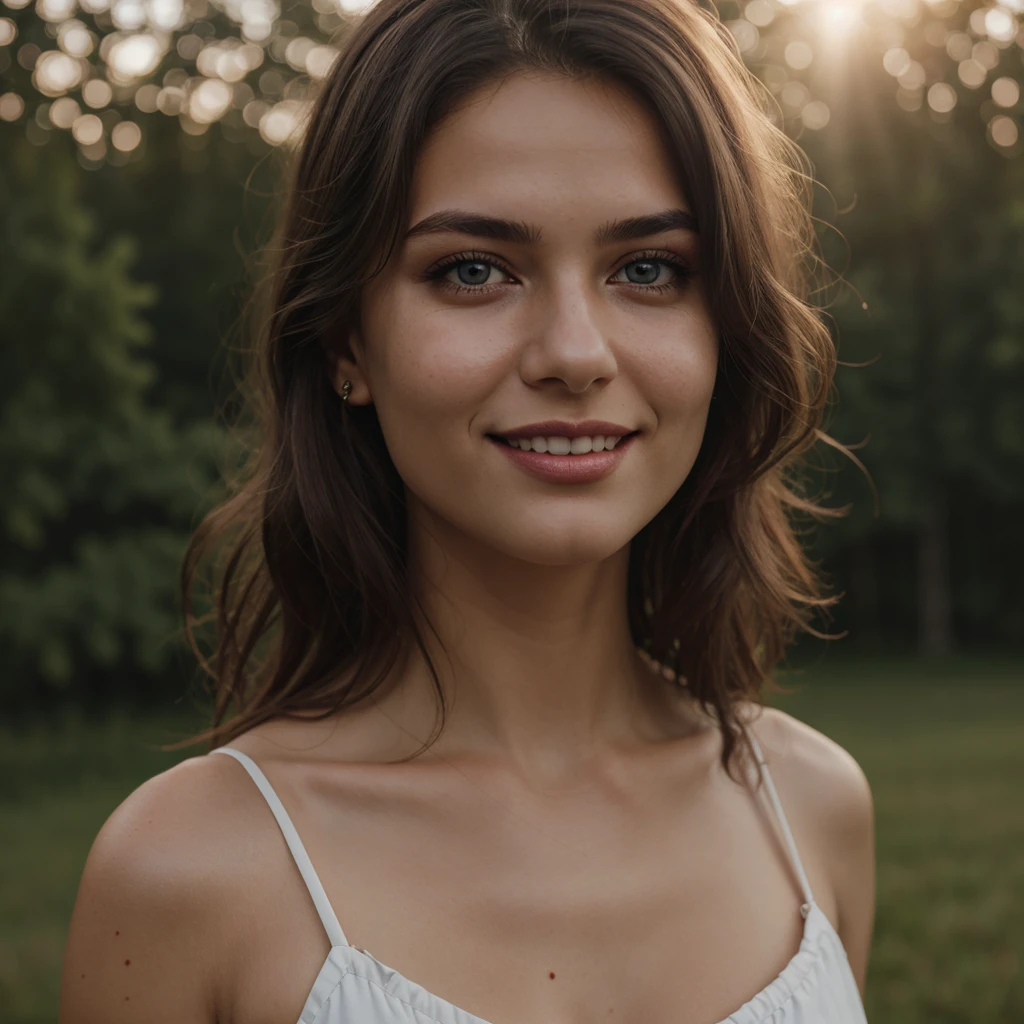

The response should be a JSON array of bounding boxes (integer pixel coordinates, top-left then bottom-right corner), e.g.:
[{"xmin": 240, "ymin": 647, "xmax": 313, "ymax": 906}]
[{"xmin": 508, "ymin": 434, "xmax": 625, "ymax": 454}]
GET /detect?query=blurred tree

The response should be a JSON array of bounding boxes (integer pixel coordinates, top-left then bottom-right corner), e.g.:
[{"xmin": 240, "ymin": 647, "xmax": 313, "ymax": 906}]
[
  {"xmin": 0, "ymin": 134, "xmax": 224, "ymax": 710},
  {"xmin": 801, "ymin": 52, "xmax": 1024, "ymax": 654},
  {"xmin": 69, "ymin": 113, "xmax": 281, "ymax": 423}
]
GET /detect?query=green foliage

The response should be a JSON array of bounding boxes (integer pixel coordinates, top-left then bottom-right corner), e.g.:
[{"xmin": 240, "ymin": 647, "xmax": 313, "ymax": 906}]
[
  {"xmin": 0, "ymin": 143, "xmax": 225, "ymax": 702},
  {"xmin": 793, "ymin": 56, "xmax": 1024, "ymax": 650}
]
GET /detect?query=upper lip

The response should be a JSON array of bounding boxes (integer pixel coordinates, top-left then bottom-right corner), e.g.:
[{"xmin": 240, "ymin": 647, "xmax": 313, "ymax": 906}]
[{"xmin": 490, "ymin": 420, "xmax": 637, "ymax": 441}]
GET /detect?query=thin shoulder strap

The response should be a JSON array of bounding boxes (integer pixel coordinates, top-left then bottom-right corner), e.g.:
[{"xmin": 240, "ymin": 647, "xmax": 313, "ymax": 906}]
[
  {"xmin": 211, "ymin": 746, "xmax": 349, "ymax": 947},
  {"xmin": 747, "ymin": 732, "xmax": 816, "ymax": 916}
]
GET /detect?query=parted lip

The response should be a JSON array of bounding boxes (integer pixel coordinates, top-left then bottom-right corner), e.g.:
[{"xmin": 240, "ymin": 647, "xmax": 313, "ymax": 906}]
[{"xmin": 490, "ymin": 420, "xmax": 637, "ymax": 441}]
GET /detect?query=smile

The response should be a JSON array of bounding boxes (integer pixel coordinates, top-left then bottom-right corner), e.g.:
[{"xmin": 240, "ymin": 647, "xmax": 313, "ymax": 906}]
[
  {"xmin": 501, "ymin": 433, "xmax": 624, "ymax": 454},
  {"xmin": 487, "ymin": 431, "xmax": 639, "ymax": 484}
]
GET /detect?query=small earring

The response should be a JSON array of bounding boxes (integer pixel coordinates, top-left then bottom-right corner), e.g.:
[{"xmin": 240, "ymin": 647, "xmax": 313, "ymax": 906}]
[{"xmin": 340, "ymin": 380, "xmax": 352, "ymax": 403}]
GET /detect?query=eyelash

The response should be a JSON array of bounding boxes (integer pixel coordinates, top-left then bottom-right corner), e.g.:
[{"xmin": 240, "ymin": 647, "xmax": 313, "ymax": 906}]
[{"xmin": 423, "ymin": 249, "xmax": 696, "ymax": 296}]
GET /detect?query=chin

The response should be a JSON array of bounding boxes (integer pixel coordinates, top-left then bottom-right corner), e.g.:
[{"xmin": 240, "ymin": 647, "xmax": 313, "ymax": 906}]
[{"xmin": 478, "ymin": 516, "xmax": 638, "ymax": 567}]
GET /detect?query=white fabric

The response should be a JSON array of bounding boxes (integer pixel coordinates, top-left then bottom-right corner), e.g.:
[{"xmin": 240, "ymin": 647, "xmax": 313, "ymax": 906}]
[{"xmin": 211, "ymin": 738, "xmax": 869, "ymax": 1024}]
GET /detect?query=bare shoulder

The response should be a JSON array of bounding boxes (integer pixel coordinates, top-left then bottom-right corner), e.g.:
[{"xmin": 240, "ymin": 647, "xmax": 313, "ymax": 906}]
[
  {"xmin": 59, "ymin": 752, "xmax": 262, "ymax": 1023},
  {"xmin": 740, "ymin": 702, "xmax": 876, "ymax": 996},
  {"xmin": 742, "ymin": 703, "xmax": 874, "ymax": 831}
]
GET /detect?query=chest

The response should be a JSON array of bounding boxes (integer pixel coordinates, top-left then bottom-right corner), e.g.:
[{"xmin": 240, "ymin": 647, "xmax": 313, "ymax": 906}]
[{"xmin": 220, "ymin": 767, "xmax": 834, "ymax": 1024}]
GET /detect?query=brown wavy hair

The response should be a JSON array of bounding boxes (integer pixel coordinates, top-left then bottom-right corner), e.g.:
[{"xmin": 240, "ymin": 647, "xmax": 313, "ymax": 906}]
[{"xmin": 180, "ymin": 0, "xmax": 853, "ymax": 781}]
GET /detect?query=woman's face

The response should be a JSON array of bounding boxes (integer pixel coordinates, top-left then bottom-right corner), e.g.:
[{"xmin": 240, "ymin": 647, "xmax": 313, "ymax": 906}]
[{"xmin": 339, "ymin": 72, "xmax": 718, "ymax": 566}]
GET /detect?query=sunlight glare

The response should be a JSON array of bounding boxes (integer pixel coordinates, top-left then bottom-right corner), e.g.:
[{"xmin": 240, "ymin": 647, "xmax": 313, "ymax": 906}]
[{"xmin": 820, "ymin": 0, "xmax": 862, "ymax": 35}]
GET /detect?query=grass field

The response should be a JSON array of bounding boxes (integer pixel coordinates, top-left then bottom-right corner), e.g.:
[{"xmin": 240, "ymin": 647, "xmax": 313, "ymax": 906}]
[{"xmin": 2, "ymin": 656, "xmax": 1021, "ymax": 1023}]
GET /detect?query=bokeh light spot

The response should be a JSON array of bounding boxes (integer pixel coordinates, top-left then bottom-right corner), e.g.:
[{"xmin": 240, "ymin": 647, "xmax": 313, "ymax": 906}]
[
  {"xmin": 744, "ymin": 0, "xmax": 774, "ymax": 28},
  {"xmin": 35, "ymin": 0, "xmax": 76, "ymax": 22},
  {"xmin": 883, "ymin": 47, "xmax": 912, "ymax": 77},
  {"xmin": 110, "ymin": 0, "xmax": 145, "ymax": 29},
  {"xmin": 801, "ymin": 100, "xmax": 830, "ymax": 129},
  {"xmin": 33, "ymin": 49, "xmax": 83, "ymax": 95},
  {"xmin": 0, "ymin": 91, "xmax": 24, "ymax": 119},
  {"xmin": 984, "ymin": 7, "xmax": 1016, "ymax": 42},
  {"xmin": 71, "ymin": 110, "xmax": 102, "ymax": 143},
  {"xmin": 991, "ymin": 76, "xmax": 1020, "ymax": 107},
  {"xmin": 945, "ymin": 32, "xmax": 972, "ymax": 62},
  {"xmin": 898, "ymin": 61, "xmax": 926, "ymax": 90},
  {"xmin": 305, "ymin": 44, "xmax": 337, "ymax": 79},
  {"xmin": 258, "ymin": 97, "xmax": 307, "ymax": 145},
  {"xmin": 111, "ymin": 118, "xmax": 141, "ymax": 150},
  {"xmin": 784, "ymin": 40, "xmax": 813, "ymax": 70},
  {"xmin": 58, "ymin": 20, "xmax": 94, "ymax": 57},
  {"xmin": 189, "ymin": 76, "xmax": 232, "ymax": 122},
  {"xmin": 82, "ymin": 78, "xmax": 112, "ymax": 107},
  {"xmin": 989, "ymin": 114, "xmax": 1018, "ymax": 146},
  {"xmin": 107, "ymin": 32, "xmax": 163, "ymax": 80},
  {"xmin": 726, "ymin": 20, "xmax": 759, "ymax": 54},
  {"xmin": 957, "ymin": 59, "xmax": 987, "ymax": 88},
  {"xmin": 927, "ymin": 82, "xmax": 957, "ymax": 112},
  {"xmin": 148, "ymin": 0, "xmax": 183, "ymax": 31},
  {"xmin": 972, "ymin": 40, "xmax": 999, "ymax": 70},
  {"xmin": 48, "ymin": 93, "xmax": 80, "ymax": 125}
]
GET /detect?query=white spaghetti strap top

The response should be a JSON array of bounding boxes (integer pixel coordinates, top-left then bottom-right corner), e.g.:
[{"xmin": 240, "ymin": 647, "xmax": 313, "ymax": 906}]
[
  {"xmin": 210, "ymin": 738, "xmax": 868, "ymax": 1024},
  {"xmin": 212, "ymin": 747, "xmax": 348, "ymax": 948}
]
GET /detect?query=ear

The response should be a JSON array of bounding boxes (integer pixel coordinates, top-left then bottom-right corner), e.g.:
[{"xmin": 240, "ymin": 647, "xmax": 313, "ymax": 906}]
[{"xmin": 326, "ymin": 332, "xmax": 372, "ymax": 406}]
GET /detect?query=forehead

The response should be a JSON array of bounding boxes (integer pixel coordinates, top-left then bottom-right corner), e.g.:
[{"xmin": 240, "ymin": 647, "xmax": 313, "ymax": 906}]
[{"xmin": 407, "ymin": 72, "xmax": 689, "ymax": 232}]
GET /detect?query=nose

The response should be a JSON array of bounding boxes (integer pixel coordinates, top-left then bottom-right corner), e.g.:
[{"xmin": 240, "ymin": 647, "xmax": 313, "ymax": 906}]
[{"xmin": 519, "ymin": 278, "xmax": 618, "ymax": 394}]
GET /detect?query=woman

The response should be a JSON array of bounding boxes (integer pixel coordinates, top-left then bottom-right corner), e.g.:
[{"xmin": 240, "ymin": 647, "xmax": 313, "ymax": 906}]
[{"xmin": 60, "ymin": 1, "xmax": 875, "ymax": 1021}]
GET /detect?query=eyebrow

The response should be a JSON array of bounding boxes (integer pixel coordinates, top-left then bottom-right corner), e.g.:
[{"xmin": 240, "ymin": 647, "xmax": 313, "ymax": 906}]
[{"xmin": 404, "ymin": 208, "xmax": 698, "ymax": 246}]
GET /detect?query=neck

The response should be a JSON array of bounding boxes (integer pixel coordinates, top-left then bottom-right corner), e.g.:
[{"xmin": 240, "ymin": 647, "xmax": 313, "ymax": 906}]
[{"xmin": 376, "ymin": 503, "xmax": 700, "ymax": 781}]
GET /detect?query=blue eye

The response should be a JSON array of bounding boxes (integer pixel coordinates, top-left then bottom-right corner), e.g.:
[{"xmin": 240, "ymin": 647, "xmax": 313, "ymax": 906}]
[
  {"xmin": 425, "ymin": 249, "xmax": 696, "ymax": 296},
  {"xmin": 425, "ymin": 253, "xmax": 514, "ymax": 293},
  {"xmin": 619, "ymin": 259, "xmax": 673, "ymax": 286},
  {"xmin": 452, "ymin": 261, "xmax": 499, "ymax": 286},
  {"xmin": 613, "ymin": 253, "xmax": 697, "ymax": 293}
]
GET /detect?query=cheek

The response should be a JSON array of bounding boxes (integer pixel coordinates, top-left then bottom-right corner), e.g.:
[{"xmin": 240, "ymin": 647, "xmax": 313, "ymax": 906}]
[
  {"xmin": 620, "ymin": 311, "xmax": 719, "ymax": 505},
  {"xmin": 363, "ymin": 292, "xmax": 511, "ymax": 473},
  {"xmin": 626, "ymin": 308, "xmax": 718, "ymax": 420}
]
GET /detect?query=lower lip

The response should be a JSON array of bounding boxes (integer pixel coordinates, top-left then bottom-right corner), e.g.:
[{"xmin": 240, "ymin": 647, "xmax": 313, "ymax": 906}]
[{"xmin": 490, "ymin": 435, "xmax": 637, "ymax": 484}]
